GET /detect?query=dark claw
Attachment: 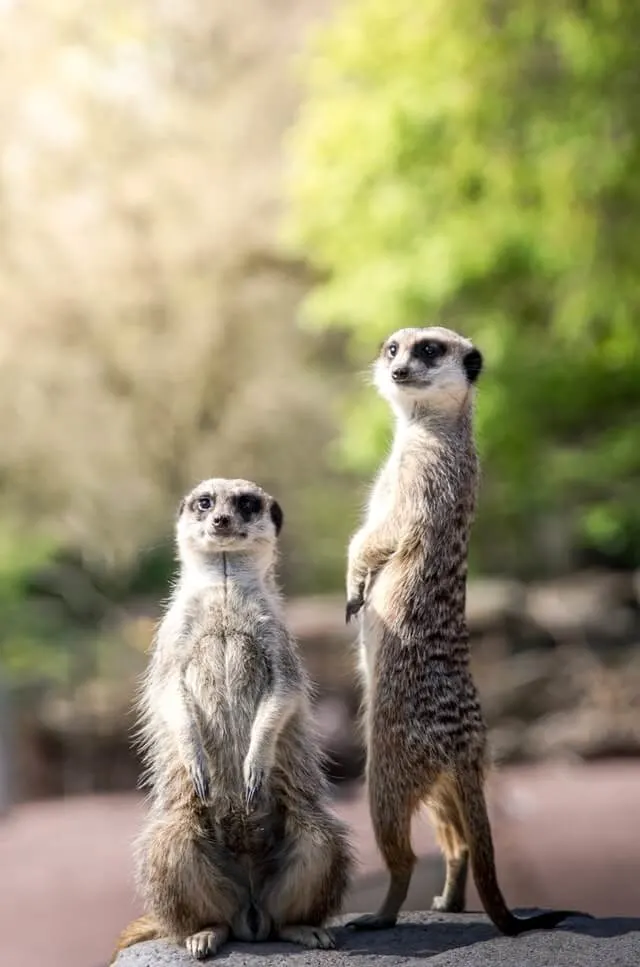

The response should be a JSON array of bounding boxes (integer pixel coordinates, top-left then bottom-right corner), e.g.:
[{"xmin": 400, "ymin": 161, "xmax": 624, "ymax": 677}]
[
  {"xmin": 245, "ymin": 767, "xmax": 265, "ymax": 810},
  {"xmin": 190, "ymin": 748, "xmax": 210, "ymax": 801},
  {"xmin": 345, "ymin": 595, "xmax": 364, "ymax": 624},
  {"xmin": 191, "ymin": 763, "xmax": 210, "ymax": 802}
]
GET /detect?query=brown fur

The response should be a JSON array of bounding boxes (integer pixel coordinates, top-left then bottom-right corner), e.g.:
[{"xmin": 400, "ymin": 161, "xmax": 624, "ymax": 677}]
[
  {"xmin": 111, "ymin": 479, "xmax": 353, "ymax": 963},
  {"xmin": 345, "ymin": 328, "xmax": 589, "ymax": 935},
  {"xmin": 111, "ymin": 916, "xmax": 160, "ymax": 961}
]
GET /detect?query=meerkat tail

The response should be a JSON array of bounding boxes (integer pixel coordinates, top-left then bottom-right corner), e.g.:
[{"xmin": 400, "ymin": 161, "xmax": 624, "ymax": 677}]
[
  {"xmin": 109, "ymin": 915, "xmax": 161, "ymax": 964},
  {"xmin": 452, "ymin": 769, "xmax": 592, "ymax": 935}
]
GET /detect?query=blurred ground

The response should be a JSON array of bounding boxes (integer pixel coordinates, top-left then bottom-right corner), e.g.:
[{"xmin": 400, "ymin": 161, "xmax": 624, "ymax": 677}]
[{"xmin": 1, "ymin": 760, "xmax": 639, "ymax": 967}]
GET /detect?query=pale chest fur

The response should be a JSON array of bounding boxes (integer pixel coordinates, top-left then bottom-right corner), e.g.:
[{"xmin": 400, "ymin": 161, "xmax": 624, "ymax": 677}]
[
  {"xmin": 153, "ymin": 577, "xmax": 277, "ymax": 779},
  {"xmin": 357, "ymin": 450, "xmax": 402, "ymax": 691},
  {"xmin": 362, "ymin": 433, "xmax": 405, "ymax": 531}
]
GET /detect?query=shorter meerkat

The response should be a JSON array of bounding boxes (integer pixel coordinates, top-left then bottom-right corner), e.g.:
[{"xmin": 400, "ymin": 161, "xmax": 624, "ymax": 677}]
[
  {"xmin": 111, "ymin": 478, "xmax": 353, "ymax": 963},
  {"xmin": 345, "ymin": 327, "xmax": 590, "ymax": 935}
]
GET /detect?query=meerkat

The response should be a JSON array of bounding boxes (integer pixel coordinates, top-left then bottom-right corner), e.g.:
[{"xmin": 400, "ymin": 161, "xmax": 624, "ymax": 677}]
[
  {"xmin": 344, "ymin": 327, "xmax": 590, "ymax": 935},
  {"xmin": 110, "ymin": 478, "xmax": 353, "ymax": 963}
]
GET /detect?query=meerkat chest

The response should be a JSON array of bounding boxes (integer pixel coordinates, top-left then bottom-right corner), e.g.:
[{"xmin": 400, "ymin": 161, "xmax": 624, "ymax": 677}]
[
  {"xmin": 365, "ymin": 460, "xmax": 399, "ymax": 528},
  {"xmin": 185, "ymin": 589, "xmax": 277, "ymax": 719}
]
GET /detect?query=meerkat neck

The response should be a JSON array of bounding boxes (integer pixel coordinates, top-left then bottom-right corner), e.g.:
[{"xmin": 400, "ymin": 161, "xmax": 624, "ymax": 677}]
[
  {"xmin": 179, "ymin": 549, "xmax": 276, "ymax": 594},
  {"xmin": 394, "ymin": 400, "xmax": 473, "ymax": 444}
]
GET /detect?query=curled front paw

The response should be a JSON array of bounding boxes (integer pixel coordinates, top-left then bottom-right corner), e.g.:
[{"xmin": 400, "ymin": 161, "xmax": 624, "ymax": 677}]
[
  {"xmin": 345, "ymin": 584, "xmax": 365, "ymax": 624},
  {"xmin": 243, "ymin": 758, "xmax": 266, "ymax": 811},
  {"xmin": 190, "ymin": 749, "xmax": 211, "ymax": 802}
]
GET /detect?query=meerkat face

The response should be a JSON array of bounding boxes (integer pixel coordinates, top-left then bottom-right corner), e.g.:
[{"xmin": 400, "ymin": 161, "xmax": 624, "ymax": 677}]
[
  {"xmin": 176, "ymin": 478, "xmax": 283, "ymax": 561},
  {"xmin": 373, "ymin": 326, "xmax": 483, "ymax": 415}
]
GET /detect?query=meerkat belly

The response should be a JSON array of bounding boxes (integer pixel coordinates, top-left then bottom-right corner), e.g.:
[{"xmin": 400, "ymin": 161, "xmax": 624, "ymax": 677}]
[
  {"xmin": 367, "ymin": 562, "xmax": 486, "ymax": 762},
  {"xmin": 189, "ymin": 627, "xmax": 272, "ymax": 786}
]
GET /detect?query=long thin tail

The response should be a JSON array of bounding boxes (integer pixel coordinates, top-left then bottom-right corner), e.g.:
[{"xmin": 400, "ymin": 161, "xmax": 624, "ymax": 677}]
[
  {"xmin": 109, "ymin": 914, "xmax": 161, "ymax": 965},
  {"xmin": 453, "ymin": 768, "xmax": 592, "ymax": 936}
]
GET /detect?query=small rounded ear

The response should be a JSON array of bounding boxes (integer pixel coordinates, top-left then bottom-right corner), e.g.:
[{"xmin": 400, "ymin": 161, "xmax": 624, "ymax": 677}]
[
  {"xmin": 270, "ymin": 499, "xmax": 284, "ymax": 536},
  {"xmin": 463, "ymin": 347, "xmax": 483, "ymax": 384},
  {"xmin": 177, "ymin": 497, "xmax": 186, "ymax": 519}
]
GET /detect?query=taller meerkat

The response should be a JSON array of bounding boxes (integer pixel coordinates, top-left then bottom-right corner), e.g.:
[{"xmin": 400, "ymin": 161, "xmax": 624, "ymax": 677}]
[{"xmin": 345, "ymin": 327, "xmax": 588, "ymax": 935}]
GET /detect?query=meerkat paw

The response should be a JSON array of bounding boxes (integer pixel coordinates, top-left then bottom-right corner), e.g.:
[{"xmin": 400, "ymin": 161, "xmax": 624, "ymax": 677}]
[
  {"xmin": 431, "ymin": 894, "xmax": 465, "ymax": 913},
  {"xmin": 277, "ymin": 925, "xmax": 336, "ymax": 949},
  {"xmin": 346, "ymin": 912, "xmax": 397, "ymax": 931},
  {"xmin": 190, "ymin": 749, "xmax": 211, "ymax": 802},
  {"xmin": 243, "ymin": 755, "xmax": 268, "ymax": 810},
  {"xmin": 345, "ymin": 582, "xmax": 365, "ymax": 623},
  {"xmin": 185, "ymin": 926, "xmax": 229, "ymax": 960}
]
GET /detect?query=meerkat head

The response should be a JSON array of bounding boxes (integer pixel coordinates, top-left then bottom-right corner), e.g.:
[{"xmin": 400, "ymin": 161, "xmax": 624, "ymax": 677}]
[
  {"xmin": 176, "ymin": 477, "xmax": 283, "ymax": 571},
  {"xmin": 373, "ymin": 326, "xmax": 483, "ymax": 418}
]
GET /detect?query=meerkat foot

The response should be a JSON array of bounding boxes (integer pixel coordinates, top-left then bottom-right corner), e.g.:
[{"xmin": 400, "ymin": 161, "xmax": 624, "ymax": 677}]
[
  {"xmin": 431, "ymin": 894, "xmax": 465, "ymax": 913},
  {"xmin": 346, "ymin": 912, "xmax": 397, "ymax": 931},
  {"xmin": 185, "ymin": 926, "xmax": 229, "ymax": 960},
  {"xmin": 277, "ymin": 925, "xmax": 336, "ymax": 949}
]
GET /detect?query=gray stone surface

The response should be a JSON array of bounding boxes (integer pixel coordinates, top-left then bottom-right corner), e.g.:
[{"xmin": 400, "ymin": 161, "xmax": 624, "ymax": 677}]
[{"xmin": 114, "ymin": 911, "xmax": 640, "ymax": 967}]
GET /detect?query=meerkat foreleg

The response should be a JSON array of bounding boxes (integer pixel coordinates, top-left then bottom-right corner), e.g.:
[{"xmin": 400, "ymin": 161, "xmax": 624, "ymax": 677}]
[
  {"xmin": 345, "ymin": 525, "xmax": 397, "ymax": 622},
  {"xmin": 243, "ymin": 688, "xmax": 300, "ymax": 807},
  {"xmin": 159, "ymin": 676, "xmax": 210, "ymax": 801}
]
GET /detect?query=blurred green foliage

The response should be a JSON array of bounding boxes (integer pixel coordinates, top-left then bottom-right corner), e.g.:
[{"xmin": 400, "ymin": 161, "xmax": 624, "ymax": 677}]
[
  {"xmin": 286, "ymin": 0, "xmax": 640, "ymax": 575},
  {"xmin": 0, "ymin": 531, "xmax": 71, "ymax": 681}
]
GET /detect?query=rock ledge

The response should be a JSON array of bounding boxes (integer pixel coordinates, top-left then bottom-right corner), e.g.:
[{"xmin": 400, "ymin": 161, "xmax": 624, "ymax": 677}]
[{"xmin": 115, "ymin": 910, "xmax": 640, "ymax": 967}]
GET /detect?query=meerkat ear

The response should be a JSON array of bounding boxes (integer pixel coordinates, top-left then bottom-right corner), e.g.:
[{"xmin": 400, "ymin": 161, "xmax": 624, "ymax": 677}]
[
  {"xmin": 270, "ymin": 500, "xmax": 284, "ymax": 536},
  {"xmin": 177, "ymin": 497, "xmax": 186, "ymax": 518},
  {"xmin": 463, "ymin": 347, "xmax": 483, "ymax": 384}
]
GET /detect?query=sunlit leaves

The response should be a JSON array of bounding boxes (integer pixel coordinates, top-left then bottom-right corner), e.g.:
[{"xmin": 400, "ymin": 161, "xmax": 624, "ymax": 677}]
[{"xmin": 287, "ymin": 0, "xmax": 640, "ymax": 573}]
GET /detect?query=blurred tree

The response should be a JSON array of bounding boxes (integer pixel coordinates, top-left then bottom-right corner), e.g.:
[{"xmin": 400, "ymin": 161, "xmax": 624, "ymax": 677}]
[
  {"xmin": 0, "ymin": 0, "xmax": 356, "ymax": 601},
  {"xmin": 286, "ymin": 0, "xmax": 640, "ymax": 575}
]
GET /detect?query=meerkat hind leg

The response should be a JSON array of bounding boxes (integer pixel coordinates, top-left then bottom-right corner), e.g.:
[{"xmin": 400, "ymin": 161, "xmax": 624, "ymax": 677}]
[
  {"xmin": 429, "ymin": 784, "xmax": 469, "ymax": 913},
  {"xmin": 185, "ymin": 925, "xmax": 229, "ymax": 960},
  {"xmin": 347, "ymin": 772, "xmax": 418, "ymax": 931},
  {"xmin": 266, "ymin": 813, "xmax": 351, "ymax": 946},
  {"xmin": 141, "ymin": 812, "xmax": 240, "ymax": 945}
]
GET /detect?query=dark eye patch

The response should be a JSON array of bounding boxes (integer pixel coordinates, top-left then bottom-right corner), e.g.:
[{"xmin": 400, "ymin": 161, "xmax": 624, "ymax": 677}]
[
  {"xmin": 235, "ymin": 493, "xmax": 263, "ymax": 520},
  {"xmin": 412, "ymin": 340, "xmax": 446, "ymax": 363}
]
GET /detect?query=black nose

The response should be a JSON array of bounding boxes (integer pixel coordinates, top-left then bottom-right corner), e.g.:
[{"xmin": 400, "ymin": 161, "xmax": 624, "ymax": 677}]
[
  {"xmin": 212, "ymin": 514, "xmax": 231, "ymax": 529},
  {"xmin": 391, "ymin": 366, "xmax": 410, "ymax": 382}
]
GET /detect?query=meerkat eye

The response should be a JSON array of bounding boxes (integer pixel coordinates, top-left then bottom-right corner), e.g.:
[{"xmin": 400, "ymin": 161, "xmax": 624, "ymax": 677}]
[
  {"xmin": 196, "ymin": 495, "xmax": 213, "ymax": 512},
  {"xmin": 236, "ymin": 494, "xmax": 263, "ymax": 519},
  {"xmin": 387, "ymin": 341, "xmax": 398, "ymax": 358}
]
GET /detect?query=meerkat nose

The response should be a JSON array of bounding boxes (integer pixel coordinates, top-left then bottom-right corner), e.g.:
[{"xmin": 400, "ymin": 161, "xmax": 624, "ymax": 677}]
[
  {"xmin": 391, "ymin": 365, "xmax": 410, "ymax": 382},
  {"xmin": 212, "ymin": 514, "xmax": 231, "ymax": 529}
]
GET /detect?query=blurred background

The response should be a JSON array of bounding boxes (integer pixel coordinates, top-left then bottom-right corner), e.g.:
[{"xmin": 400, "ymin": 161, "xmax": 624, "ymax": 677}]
[{"xmin": 0, "ymin": 1, "xmax": 639, "ymax": 965}]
